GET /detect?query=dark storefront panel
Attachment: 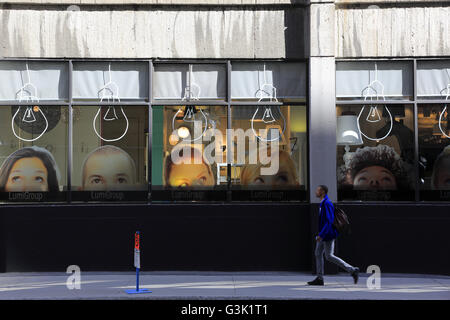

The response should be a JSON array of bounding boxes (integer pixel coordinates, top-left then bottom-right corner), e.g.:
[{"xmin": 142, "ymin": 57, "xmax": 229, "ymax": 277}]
[
  {"xmin": 0, "ymin": 203, "xmax": 311, "ymax": 272},
  {"xmin": 1, "ymin": 203, "xmax": 449, "ymax": 275},
  {"xmin": 336, "ymin": 203, "xmax": 450, "ymax": 276}
]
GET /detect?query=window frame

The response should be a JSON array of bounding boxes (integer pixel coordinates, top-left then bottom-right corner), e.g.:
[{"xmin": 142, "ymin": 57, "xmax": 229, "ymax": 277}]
[
  {"xmin": 0, "ymin": 58, "xmax": 309, "ymax": 204},
  {"xmin": 336, "ymin": 58, "xmax": 450, "ymax": 202}
]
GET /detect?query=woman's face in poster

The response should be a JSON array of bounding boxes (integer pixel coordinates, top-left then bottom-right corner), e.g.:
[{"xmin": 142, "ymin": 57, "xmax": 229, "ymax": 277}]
[
  {"xmin": 353, "ymin": 165, "xmax": 397, "ymax": 190},
  {"xmin": 5, "ymin": 157, "xmax": 49, "ymax": 192},
  {"xmin": 168, "ymin": 162, "xmax": 215, "ymax": 187}
]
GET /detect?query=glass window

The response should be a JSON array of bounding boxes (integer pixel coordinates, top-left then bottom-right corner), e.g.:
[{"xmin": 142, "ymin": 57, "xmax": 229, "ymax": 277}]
[
  {"xmin": 153, "ymin": 64, "xmax": 226, "ymax": 101},
  {"xmin": 231, "ymin": 62, "xmax": 307, "ymax": 102},
  {"xmin": 336, "ymin": 104, "xmax": 416, "ymax": 201},
  {"xmin": 0, "ymin": 105, "xmax": 68, "ymax": 202},
  {"xmin": 0, "ymin": 61, "xmax": 69, "ymax": 102},
  {"xmin": 151, "ymin": 105, "xmax": 228, "ymax": 201},
  {"xmin": 336, "ymin": 61, "xmax": 413, "ymax": 100},
  {"xmin": 418, "ymin": 104, "xmax": 450, "ymax": 200},
  {"xmin": 230, "ymin": 105, "xmax": 308, "ymax": 201},
  {"xmin": 72, "ymin": 61, "xmax": 149, "ymax": 102},
  {"xmin": 71, "ymin": 105, "xmax": 148, "ymax": 202},
  {"xmin": 417, "ymin": 60, "xmax": 450, "ymax": 99}
]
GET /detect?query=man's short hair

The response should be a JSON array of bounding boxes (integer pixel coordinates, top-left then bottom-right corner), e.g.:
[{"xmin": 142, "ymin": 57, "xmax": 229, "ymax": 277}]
[{"xmin": 318, "ymin": 185, "xmax": 328, "ymax": 194}]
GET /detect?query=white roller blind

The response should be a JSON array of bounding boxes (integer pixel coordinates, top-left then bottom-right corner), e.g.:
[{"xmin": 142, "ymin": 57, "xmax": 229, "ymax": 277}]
[
  {"xmin": 336, "ymin": 61, "xmax": 413, "ymax": 98},
  {"xmin": 231, "ymin": 62, "xmax": 306, "ymax": 99},
  {"xmin": 0, "ymin": 61, "xmax": 68, "ymax": 101},
  {"xmin": 72, "ymin": 62, "xmax": 148, "ymax": 100},
  {"xmin": 417, "ymin": 60, "xmax": 450, "ymax": 97},
  {"xmin": 153, "ymin": 64, "xmax": 226, "ymax": 100}
]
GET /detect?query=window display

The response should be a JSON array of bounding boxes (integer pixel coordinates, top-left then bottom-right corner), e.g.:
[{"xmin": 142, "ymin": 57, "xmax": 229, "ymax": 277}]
[
  {"xmin": 336, "ymin": 105, "xmax": 416, "ymax": 201},
  {"xmin": 230, "ymin": 105, "xmax": 307, "ymax": 201},
  {"xmin": 151, "ymin": 105, "xmax": 227, "ymax": 201},
  {"xmin": 72, "ymin": 106, "xmax": 148, "ymax": 202}
]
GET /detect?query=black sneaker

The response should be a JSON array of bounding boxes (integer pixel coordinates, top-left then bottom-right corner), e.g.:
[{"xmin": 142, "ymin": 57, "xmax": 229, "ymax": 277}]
[
  {"xmin": 307, "ymin": 277, "xmax": 324, "ymax": 286},
  {"xmin": 351, "ymin": 267, "xmax": 360, "ymax": 284}
]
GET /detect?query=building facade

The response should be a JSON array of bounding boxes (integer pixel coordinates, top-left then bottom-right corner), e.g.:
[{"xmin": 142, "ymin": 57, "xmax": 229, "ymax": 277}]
[{"xmin": 0, "ymin": 0, "xmax": 449, "ymax": 274}]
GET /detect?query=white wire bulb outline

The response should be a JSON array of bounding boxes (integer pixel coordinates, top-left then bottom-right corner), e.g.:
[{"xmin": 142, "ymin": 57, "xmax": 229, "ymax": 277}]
[
  {"xmin": 171, "ymin": 106, "xmax": 208, "ymax": 143},
  {"xmin": 358, "ymin": 63, "xmax": 393, "ymax": 142},
  {"xmin": 251, "ymin": 64, "xmax": 286, "ymax": 142},
  {"xmin": 12, "ymin": 64, "xmax": 49, "ymax": 142},
  {"xmin": 173, "ymin": 67, "xmax": 208, "ymax": 142},
  {"xmin": 93, "ymin": 65, "xmax": 129, "ymax": 142},
  {"xmin": 438, "ymin": 84, "xmax": 450, "ymax": 139}
]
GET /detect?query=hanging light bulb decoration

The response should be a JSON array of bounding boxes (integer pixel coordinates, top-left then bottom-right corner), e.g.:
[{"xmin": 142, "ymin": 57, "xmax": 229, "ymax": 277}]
[
  {"xmin": 12, "ymin": 63, "xmax": 50, "ymax": 142},
  {"xmin": 172, "ymin": 106, "xmax": 208, "ymax": 142},
  {"xmin": 438, "ymin": 78, "xmax": 450, "ymax": 138},
  {"xmin": 93, "ymin": 63, "xmax": 129, "ymax": 142},
  {"xmin": 172, "ymin": 66, "xmax": 208, "ymax": 142},
  {"xmin": 358, "ymin": 62, "xmax": 393, "ymax": 142},
  {"xmin": 251, "ymin": 64, "xmax": 286, "ymax": 142}
]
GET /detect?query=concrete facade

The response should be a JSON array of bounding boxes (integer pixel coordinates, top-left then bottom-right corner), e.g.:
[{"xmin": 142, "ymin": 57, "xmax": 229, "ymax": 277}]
[
  {"xmin": 0, "ymin": 5, "xmax": 308, "ymax": 59},
  {"xmin": 336, "ymin": 4, "xmax": 450, "ymax": 58}
]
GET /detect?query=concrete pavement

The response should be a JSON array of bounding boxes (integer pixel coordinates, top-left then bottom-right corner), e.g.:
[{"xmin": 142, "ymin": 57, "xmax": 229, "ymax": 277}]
[{"xmin": 0, "ymin": 271, "xmax": 448, "ymax": 300}]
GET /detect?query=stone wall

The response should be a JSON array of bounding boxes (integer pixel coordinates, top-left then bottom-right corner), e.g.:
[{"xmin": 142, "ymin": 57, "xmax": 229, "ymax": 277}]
[
  {"xmin": 0, "ymin": 5, "xmax": 307, "ymax": 58},
  {"xmin": 336, "ymin": 4, "xmax": 450, "ymax": 57}
]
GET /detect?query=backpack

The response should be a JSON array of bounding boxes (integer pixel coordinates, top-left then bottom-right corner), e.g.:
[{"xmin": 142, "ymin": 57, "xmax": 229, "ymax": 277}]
[{"xmin": 333, "ymin": 206, "xmax": 351, "ymax": 234}]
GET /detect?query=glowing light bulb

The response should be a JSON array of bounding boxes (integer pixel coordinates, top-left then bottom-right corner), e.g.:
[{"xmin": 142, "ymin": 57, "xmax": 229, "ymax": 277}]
[
  {"xmin": 172, "ymin": 106, "xmax": 208, "ymax": 142},
  {"xmin": 177, "ymin": 126, "xmax": 190, "ymax": 139},
  {"xmin": 169, "ymin": 133, "xmax": 180, "ymax": 146}
]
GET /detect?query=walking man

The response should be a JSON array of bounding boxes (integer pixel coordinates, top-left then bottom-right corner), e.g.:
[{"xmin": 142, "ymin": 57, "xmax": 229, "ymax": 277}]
[{"xmin": 308, "ymin": 185, "xmax": 359, "ymax": 286}]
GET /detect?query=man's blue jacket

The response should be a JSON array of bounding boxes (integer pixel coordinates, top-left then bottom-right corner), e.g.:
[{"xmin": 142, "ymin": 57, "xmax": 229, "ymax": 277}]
[{"xmin": 318, "ymin": 194, "xmax": 338, "ymax": 241}]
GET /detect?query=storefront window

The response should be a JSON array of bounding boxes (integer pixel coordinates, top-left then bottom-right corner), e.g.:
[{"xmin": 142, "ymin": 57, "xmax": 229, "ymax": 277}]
[
  {"xmin": 336, "ymin": 61, "xmax": 413, "ymax": 101},
  {"xmin": 71, "ymin": 62, "xmax": 149, "ymax": 202},
  {"xmin": 71, "ymin": 106, "xmax": 148, "ymax": 202},
  {"xmin": 231, "ymin": 62, "xmax": 306, "ymax": 103},
  {"xmin": 230, "ymin": 105, "xmax": 307, "ymax": 201},
  {"xmin": 151, "ymin": 105, "xmax": 228, "ymax": 201},
  {"xmin": 153, "ymin": 63, "xmax": 226, "ymax": 101},
  {"xmin": 0, "ymin": 61, "xmax": 69, "ymax": 202},
  {"xmin": 417, "ymin": 60, "xmax": 450, "ymax": 200},
  {"xmin": 418, "ymin": 105, "xmax": 450, "ymax": 200},
  {"xmin": 336, "ymin": 105, "xmax": 416, "ymax": 201}
]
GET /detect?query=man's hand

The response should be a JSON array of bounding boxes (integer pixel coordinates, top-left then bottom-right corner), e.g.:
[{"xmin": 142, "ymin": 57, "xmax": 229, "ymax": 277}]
[{"xmin": 316, "ymin": 236, "xmax": 322, "ymax": 242}]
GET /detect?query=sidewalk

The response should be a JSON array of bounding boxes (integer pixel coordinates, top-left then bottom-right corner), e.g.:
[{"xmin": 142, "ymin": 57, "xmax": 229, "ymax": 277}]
[{"xmin": 0, "ymin": 271, "xmax": 448, "ymax": 300}]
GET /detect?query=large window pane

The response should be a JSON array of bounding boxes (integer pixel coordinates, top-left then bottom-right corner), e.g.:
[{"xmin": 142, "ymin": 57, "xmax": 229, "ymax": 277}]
[
  {"xmin": 153, "ymin": 64, "xmax": 226, "ymax": 101},
  {"xmin": 0, "ymin": 105, "xmax": 68, "ymax": 202},
  {"xmin": 418, "ymin": 104, "xmax": 450, "ymax": 200},
  {"xmin": 151, "ymin": 105, "xmax": 228, "ymax": 201},
  {"xmin": 417, "ymin": 60, "xmax": 450, "ymax": 99},
  {"xmin": 0, "ymin": 61, "xmax": 68, "ymax": 102},
  {"xmin": 230, "ymin": 105, "xmax": 307, "ymax": 201},
  {"xmin": 336, "ymin": 61, "xmax": 413, "ymax": 100},
  {"xmin": 72, "ymin": 106, "xmax": 148, "ymax": 202},
  {"xmin": 72, "ymin": 62, "xmax": 149, "ymax": 101},
  {"xmin": 336, "ymin": 104, "xmax": 416, "ymax": 201},
  {"xmin": 231, "ymin": 62, "xmax": 307, "ymax": 102}
]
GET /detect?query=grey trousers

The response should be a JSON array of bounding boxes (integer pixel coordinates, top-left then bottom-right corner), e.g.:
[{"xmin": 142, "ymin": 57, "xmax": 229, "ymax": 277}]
[{"xmin": 315, "ymin": 239, "xmax": 355, "ymax": 279}]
